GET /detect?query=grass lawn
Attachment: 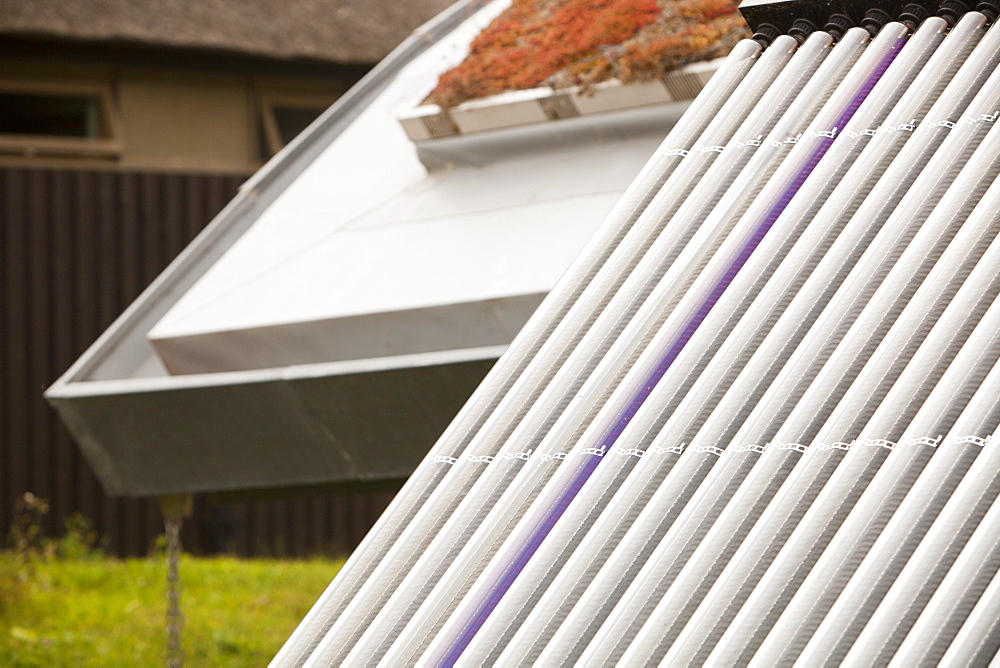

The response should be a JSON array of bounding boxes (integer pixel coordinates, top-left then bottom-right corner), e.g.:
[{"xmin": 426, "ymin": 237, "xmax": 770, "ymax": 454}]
[{"xmin": 0, "ymin": 552, "xmax": 342, "ymax": 666}]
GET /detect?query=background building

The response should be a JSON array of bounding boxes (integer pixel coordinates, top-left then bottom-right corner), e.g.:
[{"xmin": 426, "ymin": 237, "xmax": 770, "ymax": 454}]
[{"xmin": 1, "ymin": 0, "xmax": 453, "ymax": 556}]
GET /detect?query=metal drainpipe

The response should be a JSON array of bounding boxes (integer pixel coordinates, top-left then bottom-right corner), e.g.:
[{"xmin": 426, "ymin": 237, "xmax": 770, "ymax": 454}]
[{"xmin": 159, "ymin": 495, "xmax": 193, "ymax": 668}]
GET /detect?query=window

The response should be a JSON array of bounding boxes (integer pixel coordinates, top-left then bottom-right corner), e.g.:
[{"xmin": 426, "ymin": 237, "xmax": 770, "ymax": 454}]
[
  {"xmin": 259, "ymin": 93, "xmax": 335, "ymax": 158},
  {"xmin": 0, "ymin": 80, "xmax": 122, "ymax": 159},
  {"xmin": 0, "ymin": 93, "xmax": 102, "ymax": 137}
]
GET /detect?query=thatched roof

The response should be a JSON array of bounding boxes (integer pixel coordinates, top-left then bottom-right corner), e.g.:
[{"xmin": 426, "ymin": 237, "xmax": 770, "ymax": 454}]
[{"xmin": 0, "ymin": 0, "xmax": 457, "ymax": 65}]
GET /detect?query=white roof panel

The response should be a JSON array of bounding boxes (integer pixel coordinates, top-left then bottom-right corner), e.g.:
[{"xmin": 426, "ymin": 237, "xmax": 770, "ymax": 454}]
[{"xmin": 147, "ymin": 0, "xmax": 689, "ymax": 373}]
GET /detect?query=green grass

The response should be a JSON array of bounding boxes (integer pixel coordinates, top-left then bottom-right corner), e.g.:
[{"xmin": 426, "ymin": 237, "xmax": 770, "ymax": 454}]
[{"xmin": 0, "ymin": 552, "xmax": 342, "ymax": 666}]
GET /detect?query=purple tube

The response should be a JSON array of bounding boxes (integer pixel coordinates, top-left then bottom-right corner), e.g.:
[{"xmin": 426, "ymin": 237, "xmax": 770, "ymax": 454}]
[{"xmin": 436, "ymin": 37, "xmax": 903, "ymax": 666}]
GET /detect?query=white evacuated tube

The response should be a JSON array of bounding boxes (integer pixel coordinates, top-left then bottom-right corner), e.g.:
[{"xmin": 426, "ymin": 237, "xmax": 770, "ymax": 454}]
[
  {"xmin": 837, "ymin": 354, "xmax": 1000, "ymax": 663},
  {"xmin": 939, "ymin": 548, "xmax": 1000, "ymax": 666},
  {"xmin": 886, "ymin": 438, "xmax": 1000, "ymax": 666},
  {"xmin": 794, "ymin": 294, "xmax": 1000, "ymax": 665},
  {"xmin": 738, "ymin": 178, "xmax": 1000, "ymax": 667},
  {"xmin": 564, "ymin": 435, "xmax": 773, "ymax": 665}
]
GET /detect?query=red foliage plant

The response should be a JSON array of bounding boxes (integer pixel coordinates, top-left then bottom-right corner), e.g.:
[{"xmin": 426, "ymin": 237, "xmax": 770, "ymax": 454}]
[{"xmin": 425, "ymin": 0, "xmax": 750, "ymax": 108}]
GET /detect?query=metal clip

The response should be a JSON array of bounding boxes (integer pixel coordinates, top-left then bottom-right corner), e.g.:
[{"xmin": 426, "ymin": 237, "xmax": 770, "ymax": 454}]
[
  {"xmin": 905, "ymin": 435, "xmax": 941, "ymax": 448},
  {"xmin": 651, "ymin": 443, "xmax": 686, "ymax": 456},
  {"xmin": 820, "ymin": 441, "xmax": 853, "ymax": 451},
  {"xmin": 865, "ymin": 438, "xmax": 895, "ymax": 450},
  {"xmin": 955, "ymin": 434, "xmax": 991, "ymax": 448},
  {"xmin": 616, "ymin": 447, "xmax": 645, "ymax": 458}
]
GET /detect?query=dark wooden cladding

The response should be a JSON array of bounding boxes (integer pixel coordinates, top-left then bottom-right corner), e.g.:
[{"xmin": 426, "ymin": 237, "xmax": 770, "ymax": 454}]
[{"xmin": 1, "ymin": 166, "xmax": 394, "ymax": 557}]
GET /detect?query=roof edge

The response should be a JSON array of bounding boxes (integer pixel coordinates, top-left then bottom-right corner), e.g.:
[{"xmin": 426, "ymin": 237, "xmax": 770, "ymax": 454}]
[{"xmin": 47, "ymin": 345, "xmax": 508, "ymax": 400}]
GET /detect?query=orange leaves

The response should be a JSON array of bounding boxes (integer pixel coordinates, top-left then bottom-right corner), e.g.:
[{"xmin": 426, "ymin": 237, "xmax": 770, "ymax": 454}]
[
  {"xmin": 676, "ymin": 0, "xmax": 739, "ymax": 20},
  {"xmin": 425, "ymin": 0, "xmax": 750, "ymax": 108},
  {"xmin": 619, "ymin": 14, "xmax": 746, "ymax": 78},
  {"xmin": 427, "ymin": 0, "xmax": 660, "ymax": 107}
]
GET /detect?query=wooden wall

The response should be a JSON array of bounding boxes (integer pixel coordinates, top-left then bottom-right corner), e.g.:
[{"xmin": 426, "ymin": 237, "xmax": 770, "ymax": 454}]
[{"xmin": 0, "ymin": 167, "xmax": 393, "ymax": 557}]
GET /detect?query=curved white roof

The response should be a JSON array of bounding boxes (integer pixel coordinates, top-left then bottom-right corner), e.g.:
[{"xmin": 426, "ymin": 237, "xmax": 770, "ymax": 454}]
[{"xmin": 147, "ymin": 0, "xmax": 695, "ymax": 374}]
